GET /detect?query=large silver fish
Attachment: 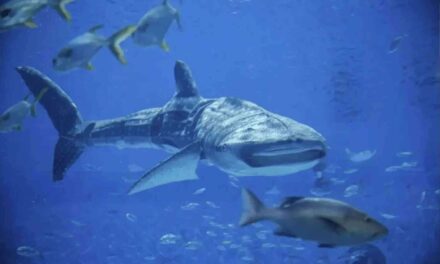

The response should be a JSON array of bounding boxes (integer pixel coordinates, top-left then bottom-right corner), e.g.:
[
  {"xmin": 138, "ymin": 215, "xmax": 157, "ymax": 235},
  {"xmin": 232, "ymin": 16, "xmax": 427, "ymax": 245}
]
[
  {"xmin": 132, "ymin": 0, "xmax": 182, "ymax": 52},
  {"xmin": 52, "ymin": 24, "xmax": 136, "ymax": 71},
  {"xmin": 0, "ymin": 0, "xmax": 73, "ymax": 31},
  {"xmin": 15, "ymin": 61, "xmax": 327, "ymax": 194},
  {"xmin": 239, "ymin": 188, "xmax": 388, "ymax": 247}
]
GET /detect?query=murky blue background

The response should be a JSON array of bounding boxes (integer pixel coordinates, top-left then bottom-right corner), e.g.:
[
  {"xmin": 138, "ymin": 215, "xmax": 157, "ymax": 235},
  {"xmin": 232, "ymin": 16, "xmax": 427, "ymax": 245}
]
[{"xmin": 0, "ymin": 0, "xmax": 439, "ymax": 263}]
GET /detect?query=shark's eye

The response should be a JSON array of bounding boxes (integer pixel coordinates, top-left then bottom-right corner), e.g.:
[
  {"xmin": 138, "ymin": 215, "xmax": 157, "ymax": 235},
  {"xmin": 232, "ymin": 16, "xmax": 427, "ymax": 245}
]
[
  {"xmin": 364, "ymin": 217, "xmax": 372, "ymax": 223},
  {"xmin": 0, "ymin": 9, "xmax": 12, "ymax": 18}
]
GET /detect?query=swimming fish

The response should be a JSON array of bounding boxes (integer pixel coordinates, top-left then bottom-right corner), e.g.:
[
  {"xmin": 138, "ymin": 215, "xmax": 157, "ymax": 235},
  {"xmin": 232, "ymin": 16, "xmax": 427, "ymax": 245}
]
[
  {"xmin": 0, "ymin": 87, "xmax": 47, "ymax": 132},
  {"xmin": 16, "ymin": 61, "xmax": 327, "ymax": 193},
  {"xmin": 239, "ymin": 188, "xmax": 388, "ymax": 247},
  {"xmin": 132, "ymin": 0, "xmax": 182, "ymax": 52},
  {"xmin": 0, "ymin": 0, "xmax": 73, "ymax": 31},
  {"xmin": 345, "ymin": 148, "xmax": 376, "ymax": 163},
  {"xmin": 52, "ymin": 24, "xmax": 136, "ymax": 71}
]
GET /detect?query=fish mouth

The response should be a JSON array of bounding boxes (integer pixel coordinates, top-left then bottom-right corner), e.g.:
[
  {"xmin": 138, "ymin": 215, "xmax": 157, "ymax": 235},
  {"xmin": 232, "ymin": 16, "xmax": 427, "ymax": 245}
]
[{"xmin": 241, "ymin": 142, "xmax": 326, "ymax": 167}]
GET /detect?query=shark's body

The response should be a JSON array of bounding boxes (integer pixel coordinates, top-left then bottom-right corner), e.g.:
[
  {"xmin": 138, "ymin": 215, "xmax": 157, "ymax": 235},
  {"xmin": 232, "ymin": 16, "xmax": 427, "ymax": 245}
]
[{"xmin": 16, "ymin": 61, "xmax": 327, "ymax": 194}]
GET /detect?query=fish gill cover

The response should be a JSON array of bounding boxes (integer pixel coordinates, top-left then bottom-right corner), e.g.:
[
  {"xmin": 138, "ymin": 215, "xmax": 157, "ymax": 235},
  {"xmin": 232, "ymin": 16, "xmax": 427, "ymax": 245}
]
[{"xmin": 0, "ymin": 0, "xmax": 439, "ymax": 263}]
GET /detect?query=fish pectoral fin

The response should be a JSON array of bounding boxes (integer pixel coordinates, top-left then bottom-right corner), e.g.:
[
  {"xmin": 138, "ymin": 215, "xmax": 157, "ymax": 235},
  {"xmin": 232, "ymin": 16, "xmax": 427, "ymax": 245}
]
[
  {"xmin": 273, "ymin": 227, "xmax": 295, "ymax": 238},
  {"xmin": 175, "ymin": 11, "xmax": 183, "ymax": 31},
  {"xmin": 128, "ymin": 141, "xmax": 202, "ymax": 195},
  {"xmin": 82, "ymin": 62, "xmax": 94, "ymax": 71},
  {"xmin": 24, "ymin": 19, "xmax": 37, "ymax": 29},
  {"xmin": 318, "ymin": 243, "xmax": 335, "ymax": 248},
  {"xmin": 14, "ymin": 125, "xmax": 22, "ymax": 131},
  {"xmin": 318, "ymin": 217, "xmax": 346, "ymax": 235},
  {"xmin": 160, "ymin": 40, "xmax": 170, "ymax": 52}
]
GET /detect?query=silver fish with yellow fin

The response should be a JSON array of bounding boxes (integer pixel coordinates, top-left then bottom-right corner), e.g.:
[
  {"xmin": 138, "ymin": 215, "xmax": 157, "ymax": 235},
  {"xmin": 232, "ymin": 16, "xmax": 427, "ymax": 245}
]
[
  {"xmin": 0, "ymin": 87, "xmax": 47, "ymax": 132},
  {"xmin": 0, "ymin": 0, "xmax": 73, "ymax": 31},
  {"xmin": 52, "ymin": 24, "xmax": 136, "ymax": 72},
  {"xmin": 239, "ymin": 188, "xmax": 388, "ymax": 248},
  {"xmin": 132, "ymin": 0, "xmax": 182, "ymax": 52}
]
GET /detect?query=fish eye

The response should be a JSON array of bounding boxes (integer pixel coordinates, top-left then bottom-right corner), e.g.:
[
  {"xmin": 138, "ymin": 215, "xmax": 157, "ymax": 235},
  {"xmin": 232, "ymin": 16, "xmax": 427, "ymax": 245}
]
[
  {"xmin": 60, "ymin": 48, "xmax": 73, "ymax": 58},
  {"xmin": 364, "ymin": 217, "xmax": 372, "ymax": 223},
  {"xmin": 0, "ymin": 8, "xmax": 12, "ymax": 18}
]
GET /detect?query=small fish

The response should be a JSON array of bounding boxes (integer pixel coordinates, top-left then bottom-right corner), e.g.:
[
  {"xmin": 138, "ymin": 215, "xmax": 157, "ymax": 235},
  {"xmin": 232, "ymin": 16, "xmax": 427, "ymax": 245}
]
[
  {"xmin": 70, "ymin": 219, "xmax": 86, "ymax": 227},
  {"xmin": 344, "ymin": 185, "xmax": 359, "ymax": 198},
  {"xmin": 396, "ymin": 151, "xmax": 412, "ymax": 157},
  {"xmin": 193, "ymin": 187, "xmax": 206, "ymax": 195},
  {"xmin": 132, "ymin": 0, "xmax": 182, "ymax": 52},
  {"xmin": 206, "ymin": 201, "xmax": 220, "ymax": 209},
  {"xmin": 125, "ymin": 212, "xmax": 137, "ymax": 222},
  {"xmin": 16, "ymin": 246, "xmax": 42, "ymax": 258},
  {"xmin": 388, "ymin": 35, "xmax": 407, "ymax": 54},
  {"xmin": 53, "ymin": 24, "xmax": 136, "ymax": 71},
  {"xmin": 385, "ymin": 161, "xmax": 418, "ymax": 172},
  {"xmin": 345, "ymin": 148, "xmax": 376, "ymax": 163},
  {"xmin": 159, "ymin": 233, "xmax": 180, "ymax": 245},
  {"xmin": 380, "ymin": 213, "xmax": 397, "ymax": 220},
  {"xmin": 0, "ymin": 0, "xmax": 73, "ymax": 31},
  {"xmin": 184, "ymin": 240, "xmax": 202, "ymax": 250},
  {"xmin": 239, "ymin": 188, "xmax": 388, "ymax": 247},
  {"xmin": 0, "ymin": 88, "xmax": 47, "ymax": 133},
  {"xmin": 180, "ymin": 202, "xmax": 200, "ymax": 210},
  {"xmin": 343, "ymin": 168, "xmax": 359, "ymax": 174}
]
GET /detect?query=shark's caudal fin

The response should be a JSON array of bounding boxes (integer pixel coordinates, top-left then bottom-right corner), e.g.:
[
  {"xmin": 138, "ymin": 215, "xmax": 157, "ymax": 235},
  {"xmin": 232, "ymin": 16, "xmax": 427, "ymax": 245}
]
[
  {"xmin": 48, "ymin": 0, "xmax": 74, "ymax": 21},
  {"xmin": 239, "ymin": 188, "xmax": 268, "ymax": 226},
  {"xmin": 16, "ymin": 66, "xmax": 85, "ymax": 181},
  {"xmin": 108, "ymin": 25, "xmax": 137, "ymax": 64}
]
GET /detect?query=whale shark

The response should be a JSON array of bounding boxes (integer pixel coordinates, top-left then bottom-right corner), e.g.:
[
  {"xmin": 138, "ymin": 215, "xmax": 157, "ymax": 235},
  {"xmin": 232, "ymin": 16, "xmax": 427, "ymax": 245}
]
[{"xmin": 16, "ymin": 61, "xmax": 327, "ymax": 195}]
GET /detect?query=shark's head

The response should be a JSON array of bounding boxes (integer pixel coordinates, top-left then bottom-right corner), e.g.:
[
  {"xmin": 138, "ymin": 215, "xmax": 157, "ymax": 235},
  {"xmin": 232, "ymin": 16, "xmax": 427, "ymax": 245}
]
[{"xmin": 207, "ymin": 109, "xmax": 327, "ymax": 177}]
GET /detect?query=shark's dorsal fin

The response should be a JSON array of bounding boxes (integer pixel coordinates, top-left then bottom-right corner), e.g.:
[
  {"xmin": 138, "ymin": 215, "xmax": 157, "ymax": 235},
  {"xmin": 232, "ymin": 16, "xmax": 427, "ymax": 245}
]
[{"xmin": 174, "ymin": 60, "xmax": 199, "ymax": 98}]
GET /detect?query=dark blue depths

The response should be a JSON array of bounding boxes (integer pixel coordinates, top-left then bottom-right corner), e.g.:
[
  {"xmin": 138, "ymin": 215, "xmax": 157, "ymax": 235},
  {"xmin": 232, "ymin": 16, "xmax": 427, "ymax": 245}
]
[{"xmin": 0, "ymin": 0, "xmax": 439, "ymax": 263}]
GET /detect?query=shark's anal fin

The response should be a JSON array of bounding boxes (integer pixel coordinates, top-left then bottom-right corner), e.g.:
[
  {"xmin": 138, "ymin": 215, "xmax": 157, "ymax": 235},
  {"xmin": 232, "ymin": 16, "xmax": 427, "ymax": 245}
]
[{"xmin": 128, "ymin": 141, "xmax": 201, "ymax": 195}]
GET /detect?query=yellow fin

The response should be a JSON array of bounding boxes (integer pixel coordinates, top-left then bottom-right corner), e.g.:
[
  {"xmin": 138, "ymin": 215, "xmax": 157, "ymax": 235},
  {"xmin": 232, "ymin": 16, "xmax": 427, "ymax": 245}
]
[
  {"xmin": 83, "ymin": 62, "xmax": 94, "ymax": 71},
  {"xmin": 160, "ymin": 40, "xmax": 170, "ymax": 52},
  {"xmin": 52, "ymin": 0, "xmax": 74, "ymax": 21},
  {"xmin": 108, "ymin": 25, "xmax": 136, "ymax": 64},
  {"xmin": 24, "ymin": 20, "xmax": 37, "ymax": 29}
]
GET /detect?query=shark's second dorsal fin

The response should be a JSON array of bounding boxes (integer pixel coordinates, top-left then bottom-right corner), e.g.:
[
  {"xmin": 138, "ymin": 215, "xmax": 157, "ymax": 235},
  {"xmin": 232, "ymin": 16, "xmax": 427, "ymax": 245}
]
[{"xmin": 174, "ymin": 60, "xmax": 199, "ymax": 98}]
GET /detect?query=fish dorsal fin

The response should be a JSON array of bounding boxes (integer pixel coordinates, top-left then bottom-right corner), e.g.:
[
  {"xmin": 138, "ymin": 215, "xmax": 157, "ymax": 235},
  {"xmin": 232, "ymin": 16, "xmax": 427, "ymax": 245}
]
[
  {"xmin": 174, "ymin": 60, "xmax": 199, "ymax": 98},
  {"xmin": 88, "ymin": 24, "xmax": 103, "ymax": 34},
  {"xmin": 279, "ymin": 196, "xmax": 304, "ymax": 208},
  {"xmin": 163, "ymin": 0, "xmax": 169, "ymax": 5}
]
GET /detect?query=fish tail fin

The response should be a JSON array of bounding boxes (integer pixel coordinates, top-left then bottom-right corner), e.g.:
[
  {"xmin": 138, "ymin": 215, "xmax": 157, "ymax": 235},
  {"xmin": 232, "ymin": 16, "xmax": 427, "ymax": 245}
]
[
  {"xmin": 108, "ymin": 25, "xmax": 137, "ymax": 64},
  {"xmin": 30, "ymin": 87, "xmax": 49, "ymax": 117},
  {"xmin": 49, "ymin": 0, "xmax": 74, "ymax": 21},
  {"xmin": 239, "ymin": 188, "xmax": 268, "ymax": 226},
  {"xmin": 16, "ymin": 66, "xmax": 87, "ymax": 181}
]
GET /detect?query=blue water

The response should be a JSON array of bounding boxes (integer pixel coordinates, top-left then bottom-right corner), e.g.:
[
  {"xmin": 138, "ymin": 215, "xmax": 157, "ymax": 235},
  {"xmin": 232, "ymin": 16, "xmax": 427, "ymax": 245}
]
[{"xmin": 0, "ymin": 0, "xmax": 439, "ymax": 263}]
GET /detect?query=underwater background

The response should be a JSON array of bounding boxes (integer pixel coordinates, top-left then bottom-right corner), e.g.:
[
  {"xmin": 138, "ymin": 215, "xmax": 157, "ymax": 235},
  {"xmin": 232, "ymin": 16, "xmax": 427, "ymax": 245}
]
[{"xmin": 0, "ymin": 0, "xmax": 439, "ymax": 263}]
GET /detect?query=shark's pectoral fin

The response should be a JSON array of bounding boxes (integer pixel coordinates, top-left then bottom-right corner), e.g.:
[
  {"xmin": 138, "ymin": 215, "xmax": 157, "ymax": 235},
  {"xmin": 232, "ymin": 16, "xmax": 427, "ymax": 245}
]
[{"xmin": 128, "ymin": 141, "xmax": 201, "ymax": 195}]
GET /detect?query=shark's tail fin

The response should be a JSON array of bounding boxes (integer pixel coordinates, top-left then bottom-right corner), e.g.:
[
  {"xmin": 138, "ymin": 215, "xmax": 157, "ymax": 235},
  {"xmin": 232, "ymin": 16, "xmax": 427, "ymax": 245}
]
[
  {"xmin": 48, "ymin": 0, "xmax": 74, "ymax": 21},
  {"xmin": 239, "ymin": 188, "xmax": 268, "ymax": 226},
  {"xmin": 16, "ymin": 66, "xmax": 85, "ymax": 181},
  {"xmin": 108, "ymin": 25, "xmax": 137, "ymax": 64}
]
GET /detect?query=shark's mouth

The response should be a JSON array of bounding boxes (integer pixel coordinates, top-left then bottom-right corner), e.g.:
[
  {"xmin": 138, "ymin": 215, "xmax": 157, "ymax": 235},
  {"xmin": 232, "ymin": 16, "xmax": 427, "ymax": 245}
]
[{"xmin": 241, "ymin": 145, "xmax": 325, "ymax": 167}]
